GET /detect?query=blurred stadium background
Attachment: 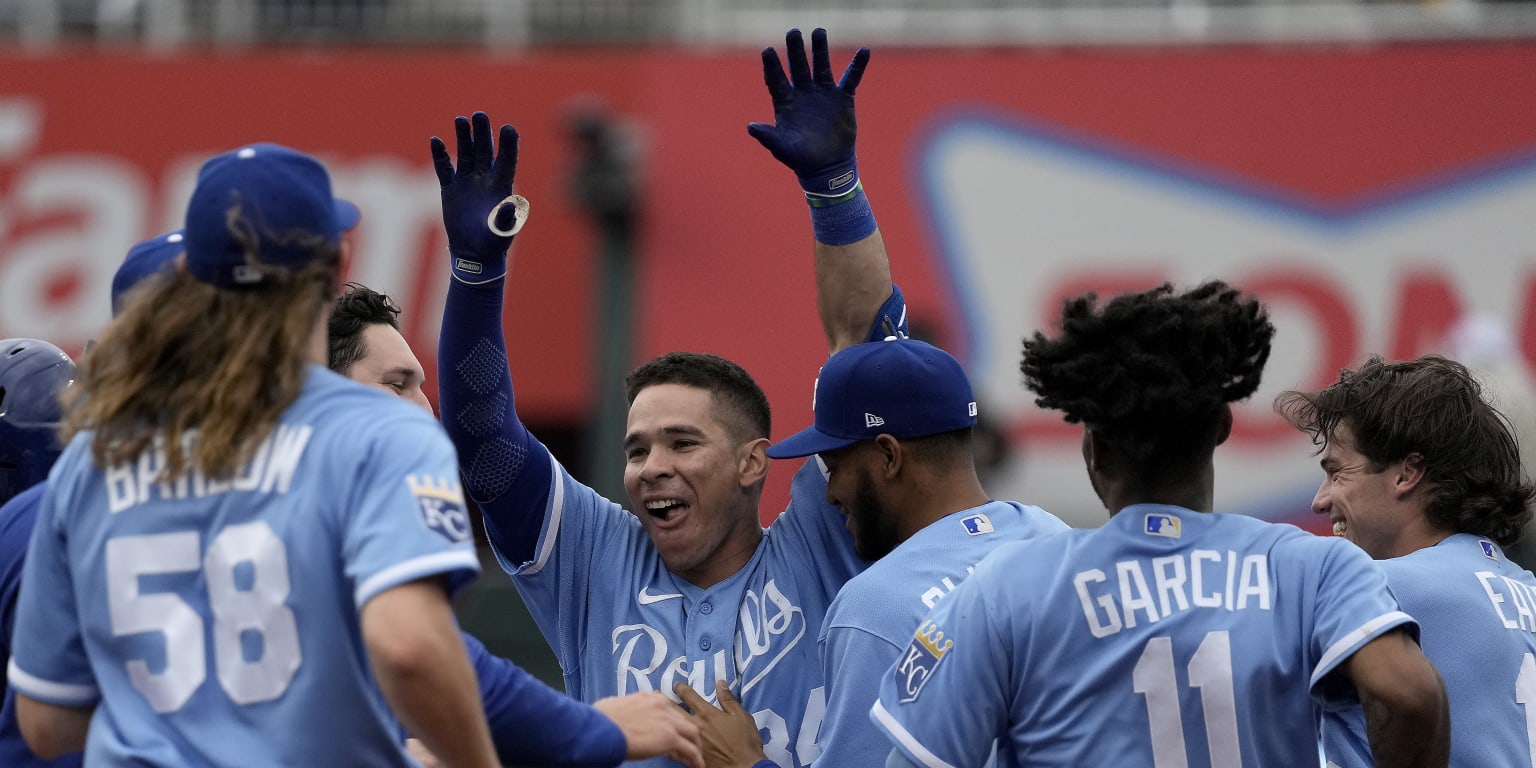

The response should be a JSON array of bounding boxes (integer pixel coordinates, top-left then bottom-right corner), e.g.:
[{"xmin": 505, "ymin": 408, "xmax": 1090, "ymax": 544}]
[{"xmin": 4, "ymin": 0, "xmax": 1535, "ymax": 687}]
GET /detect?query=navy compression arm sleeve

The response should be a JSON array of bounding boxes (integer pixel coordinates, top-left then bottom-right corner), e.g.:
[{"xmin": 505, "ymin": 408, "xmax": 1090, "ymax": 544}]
[
  {"xmin": 437, "ymin": 278, "xmax": 553, "ymax": 566},
  {"xmin": 466, "ymin": 632, "xmax": 626, "ymax": 767}
]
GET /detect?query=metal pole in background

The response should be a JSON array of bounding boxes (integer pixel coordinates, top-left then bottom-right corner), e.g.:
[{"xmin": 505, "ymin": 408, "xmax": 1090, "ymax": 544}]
[{"xmin": 569, "ymin": 104, "xmax": 640, "ymax": 504}]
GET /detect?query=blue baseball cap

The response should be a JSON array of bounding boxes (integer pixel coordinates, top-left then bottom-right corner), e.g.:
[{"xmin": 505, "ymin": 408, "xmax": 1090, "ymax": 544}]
[
  {"xmin": 183, "ymin": 143, "xmax": 360, "ymax": 289},
  {"xmin": 767, "ymin": 338, "xmax": 978, "ymax": 459},
  {"xmin": 112, "ymin": 231, "xmax": 185, "ymax": 315}
]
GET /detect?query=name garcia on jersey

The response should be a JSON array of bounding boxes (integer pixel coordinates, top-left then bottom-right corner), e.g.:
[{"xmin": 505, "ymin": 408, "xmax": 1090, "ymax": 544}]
[
  {"xmin": 105, "ymin": 425, "xmax": 313, "ymax": 513},
  {"xmin": 1076, "ymin": 551, "xmax": 1273, "ymax": 638}
]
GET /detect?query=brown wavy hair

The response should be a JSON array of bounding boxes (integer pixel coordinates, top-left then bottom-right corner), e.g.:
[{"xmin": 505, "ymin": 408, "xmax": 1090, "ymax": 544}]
[
  {"xmin": 1276, "ymin": 355, "xmax": 1536, "ymax": 545},
  {"xmin": 63, "ymin": 245, "xmax": 339, "ymax": 481}
]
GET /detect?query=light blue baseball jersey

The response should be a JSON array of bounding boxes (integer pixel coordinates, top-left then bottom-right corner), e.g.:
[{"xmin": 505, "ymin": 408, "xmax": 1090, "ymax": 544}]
[
  {"xmin": 872, "ymin": 503, "xmax": 1414, "ymax": 768},
  {"xmin": 8, "ymin": 367, "xmax": 481, "ymax": 767},
  {"xmin": 1322, "ymin": 533, "xmax": 1536, "ymax": 768},
  {"xmin": 438, "ymin": 278, "xmax": 909, "ymax": 768},
  {"xmin": 816, "ymin": 500, "xmax": 1067, "ymax": 768}
]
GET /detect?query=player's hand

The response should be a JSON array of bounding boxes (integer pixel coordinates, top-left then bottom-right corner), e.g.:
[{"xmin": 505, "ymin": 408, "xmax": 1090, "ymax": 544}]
[
  {"xmin": 595, "ymin": 691, "xmax": 705, "ymax": 768},
  {"xmin": 430, "ymin": 111, "xmax": 525, "ymax": 284},
  {"xmin": 747, "ymin": 27, "xmax": 870, "ymax": 198},
  {"xmin": 673, "ymin": 681, "xmax": 770, "ymax": 768}
]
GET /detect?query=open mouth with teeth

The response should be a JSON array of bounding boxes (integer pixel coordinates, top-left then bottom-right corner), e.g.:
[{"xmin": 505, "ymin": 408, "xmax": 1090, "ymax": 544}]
[
  {"xmin": 645, "ymin": 499, "xmax": 688, "ymax": 524},
  {"xmin": 1332, "ymin": 519, "xmax": 1348, "ymax": 536}
]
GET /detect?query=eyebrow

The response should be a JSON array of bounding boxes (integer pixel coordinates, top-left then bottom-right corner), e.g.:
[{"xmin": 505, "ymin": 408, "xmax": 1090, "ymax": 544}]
[
  {"xmin": 381, "ymin": 366, "xmax": 424, "ymax": 384},
  {"xmin": 624, "ymin": 424, "xmax": 707, "ymax": 449}
]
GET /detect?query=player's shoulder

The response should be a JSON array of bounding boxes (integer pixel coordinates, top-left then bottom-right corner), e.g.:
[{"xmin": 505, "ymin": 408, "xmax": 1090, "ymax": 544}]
[
  {"xmin": 986, "ymin": 499, "xmax": 1071, "ymax": 535},
  {"xmin": 297, "ymin": 366, "xmax": 443, "ymax": 431},
  {"xmin": 1385, "ymin": 533, "xmax": 1529, "ymax": 589}
]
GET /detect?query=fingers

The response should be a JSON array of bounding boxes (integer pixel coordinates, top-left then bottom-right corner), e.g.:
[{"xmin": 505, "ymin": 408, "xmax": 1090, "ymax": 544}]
[
  {"xmin": 759, "ymin": 46, "xmax": 791, "ymax": 104},
  {"xmin": 810, "ymin": 27, "xmax": 833, "ymax": 86},
  {"xmin": 785, "ymin": 27, "xmax": 811, "ymax": 88},
  {"xmin": 493, "ymin": 123, "xmax": 520, "ymax": 190},
  {"xmin": 429, "ymin": 136, "xmax": 453, "ymax": 187},
  {"xmin": 746, "ymin": 122, "xmax": 781, "ymax": 154},
  {"xmin": 671, "ymin": 737, "xmax": 706, "ymax": 768},
  {"xmin": 839, "ymin": 47, "xmax": 871, "ymax": 96},
  {"xmin": 453, "ymin": 116, "xmax": 473, "ymax": 176},
  {"xmin": 471, "ymin": 111, "xmax": 494, "ymax": 173},
  {"xmin": 672, "ymin": 680, "xmax": 714, "ymax": 715},
  {"xmin": 714, "ymin": 681, "xmax": 746, "ymax": 716}
]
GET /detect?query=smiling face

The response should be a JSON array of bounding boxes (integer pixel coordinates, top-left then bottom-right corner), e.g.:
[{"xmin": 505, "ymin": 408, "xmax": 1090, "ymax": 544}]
[
  {"xmin": 346, "ymin": 323, "xmax": 432, "ymax": 414},
  {"xmin": 623, "ymin": 383, "xmax": 765, "ymax": 587},
  {"xmin": 820, "ymin": 442, "xmax": 899, "ymax": 561},
  {"xmin": 1313, "ymin": 424, "xmax": 1408, "ymax": 559}
]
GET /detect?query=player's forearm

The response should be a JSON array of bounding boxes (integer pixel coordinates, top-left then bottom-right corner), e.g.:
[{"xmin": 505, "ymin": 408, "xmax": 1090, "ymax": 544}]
[
  {"xmin": 1362, "ymin": 683, "xmax": 1449, "ymax": 768},
  {"xmin": 364, "ymin": 581, "xmax": 499, "ymax": 768},
  {"xmin": 815, "ymin": 229, "xmax": 892, "ymax": 354},
  {"xmin": 466, "ymin": 633, "xmax": 626, "ymax": 766},
  {"xmin": 14, "ymin": 694, "xmax": 91, "ymax": 760}
]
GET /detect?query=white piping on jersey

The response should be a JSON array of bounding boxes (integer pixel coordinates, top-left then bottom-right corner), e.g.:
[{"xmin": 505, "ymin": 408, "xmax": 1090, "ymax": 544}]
[
  {"xmin": 870, "ymin": 699, "xmax": 959, "ymax": 768},
  {"xmin": 523, "ymin": 451, "xmax": 565, "ymax": 576},
  {"xmin": 1312, "ymin": 610, "xmax": 1414, "ymax": 688},
  {"xmin": 7, "ymin": 659, "xmax": 100, "ymax": 705},
  {"xmin": 354, "ymin": 550, "xmax": 482, "ymax": 608}
]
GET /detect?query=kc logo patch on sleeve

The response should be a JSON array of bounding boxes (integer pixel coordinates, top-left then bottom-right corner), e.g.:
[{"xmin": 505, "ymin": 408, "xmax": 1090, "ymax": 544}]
[
  {"xmin": 895, "ymin": 620, "xmax": 953, "ymax": 703},
  {"xmin": 407, "ymin": 474, "xmax": 472, "ymax": 544}
]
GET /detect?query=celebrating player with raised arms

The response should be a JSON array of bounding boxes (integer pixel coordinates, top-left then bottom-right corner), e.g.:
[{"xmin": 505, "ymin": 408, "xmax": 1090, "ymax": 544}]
[
  {"xmin": 1278, "ymin": 356, "xmax": 1536, "ymax": 768},
  {"xmin": 872, "ymin": 282, "xmax": 1450, "ymax": 768},
  {"xmin": 7, "ymin": 144, "xmax": 499, "ymax": 768},
  {"xmin": 431, "ymin": 27, "xmax": 902, "ymax": 768}
]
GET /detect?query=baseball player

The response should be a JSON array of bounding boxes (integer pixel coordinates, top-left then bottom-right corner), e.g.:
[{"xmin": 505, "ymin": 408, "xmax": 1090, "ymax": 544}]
[
  {"xmin": 1278, "ymin": 355, "xmax": 1536, "ymax": 768},
  {"xmin": 678, "ymin": 338, "xmax": 1068, "ymax": 767},
  {"xmin": 8, "ymin": 143, "xmax": 498, "ymax": 767},
  {"xmin": 872, "ymin": 282, "xmax": 1450, "ymax": 768},
  {"xmin": 327, "ymin": 282, "xmax": 702, "ymax": 768},
  {"xmin": 430, "ymin": 28, "xmax": 902, "ymax": 768},
  {"xmin": 0, "ymin": 339, "xmax": 79, "ymax": 768}
]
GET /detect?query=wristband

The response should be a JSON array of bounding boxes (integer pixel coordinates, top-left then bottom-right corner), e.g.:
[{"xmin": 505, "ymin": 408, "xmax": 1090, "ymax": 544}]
[{"xmin": 807, "ymin": 183, "xmax": 876, "ymax": 246}]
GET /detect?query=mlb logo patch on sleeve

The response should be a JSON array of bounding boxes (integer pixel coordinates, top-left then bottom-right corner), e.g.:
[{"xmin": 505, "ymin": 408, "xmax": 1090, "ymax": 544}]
[
  {"xmin": 961, "ymin": 514, "xmax": 993, "ymax": 536},
  {"xmin": 408, "ymin": 474, "xmax": 472, "ymax": 544},
  {"xmin": 1144, "ymin": 513, "xmax": 1181, "ymax": 539},
  {"xmin": 895, "ymin": 620, "xmax": 953, "ymax": 703}
]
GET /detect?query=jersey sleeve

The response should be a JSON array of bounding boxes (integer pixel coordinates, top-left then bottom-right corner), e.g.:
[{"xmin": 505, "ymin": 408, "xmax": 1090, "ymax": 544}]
[
  {"xmin": 871, "ymin": 558, "xmax": 1013, "ymax": 768},
  {"xmin": 8, "ymin": 473, "xmax": 97, "ymax": 707},
  {"xmin": 464, "ymin": 632, "xmax": 626, "ymax": 767},
  {"xmin": 1303, "ymin": 537, "xmax": 1416, "ymax": 705},
  {"xmin": 0, "ymin": 484, "xmax": 45, "ymax": 669},
  {"xmin": 817, "ymin": 610, "xmax": 908, "ymax": 768},
  {"xmin": 342, "ymin": 413, "xmax": 481, "ymax": 608}
]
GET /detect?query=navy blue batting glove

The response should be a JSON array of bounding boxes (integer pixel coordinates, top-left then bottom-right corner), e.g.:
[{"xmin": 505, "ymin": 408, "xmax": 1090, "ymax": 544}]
[
  {"xmin": 431, "ymin": 111, "xmax": 525, "ymax": 285},
  {"xmin": 748, "ymin": 28, "xmax": 870, "ymax": 200}
]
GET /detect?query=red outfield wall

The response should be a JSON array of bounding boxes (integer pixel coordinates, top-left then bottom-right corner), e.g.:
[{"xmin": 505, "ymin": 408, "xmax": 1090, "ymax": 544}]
[{"xmin": 3, "ymin": 42, "xmax": 1535, "ymax": 528}]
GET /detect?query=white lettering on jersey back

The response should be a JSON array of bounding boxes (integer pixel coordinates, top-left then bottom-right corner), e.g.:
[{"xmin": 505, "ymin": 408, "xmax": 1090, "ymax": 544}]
[
  {"xmin": 1476, "ymin": 571, "xmax": 1536, "ymax": 632},
  {"xmin": 920, "ymin": 564, "xmax": 978, "ymax": 609},
  {"xmin": 611, "ymin": 579, "xmax": 806, "ymax": 698},
  {"xmin": 106, "ymin": 425, "xmax": 314, "ymax": 514},
  {"xmin": 1076, "ymin": 551, "xmax": 1272, "ymax": 638}
]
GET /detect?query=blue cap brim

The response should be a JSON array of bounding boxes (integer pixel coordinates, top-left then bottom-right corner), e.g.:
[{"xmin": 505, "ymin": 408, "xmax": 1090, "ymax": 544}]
[
  {"xmin": 334, "ymin": 199, "xmax": 361, "ymax": 232},
  {"xmin": 765, "ymin": 426, "xmax": 859, "ymax": 460}
]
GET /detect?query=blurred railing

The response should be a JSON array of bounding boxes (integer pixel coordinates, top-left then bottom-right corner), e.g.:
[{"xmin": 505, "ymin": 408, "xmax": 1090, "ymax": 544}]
[{"xmin": 5, "ymin": 0, "xmax": 1536, "ymax": 48}]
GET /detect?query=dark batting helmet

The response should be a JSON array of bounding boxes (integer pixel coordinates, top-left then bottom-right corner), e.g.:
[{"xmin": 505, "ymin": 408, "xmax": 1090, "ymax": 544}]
[{"xmin": 0, "ymin": 338, "xmax": 75, "ymax": 504}]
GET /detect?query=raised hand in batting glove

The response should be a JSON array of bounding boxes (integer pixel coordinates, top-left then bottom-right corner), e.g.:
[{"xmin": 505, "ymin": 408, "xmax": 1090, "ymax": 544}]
[
  {"xmin": 430, "ymin": 111, "xmax": 527, "ymax": 285},
  {"xmin": 748, "ymin": 28, "xmax": 870, "ymax": 200}
]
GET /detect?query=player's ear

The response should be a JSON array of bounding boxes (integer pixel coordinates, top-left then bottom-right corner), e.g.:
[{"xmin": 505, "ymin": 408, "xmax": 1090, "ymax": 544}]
[
  {"xmin": 1213, "ymin": 403, "xmax": 1233, "ymax": 447},
  {"xmin": 738, "ymin": 437, "xmax": 770, "ymax": 487},
  {"xmin": 875, "ymin": 434, "xmax": 902, "ymax": 479},
  {"xmin": 1393, "ymin": 452, "xmax": 1427, "ymax": 498}
]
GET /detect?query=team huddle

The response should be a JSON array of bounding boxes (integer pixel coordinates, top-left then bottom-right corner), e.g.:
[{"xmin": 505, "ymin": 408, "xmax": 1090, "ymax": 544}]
[{"xmin": 0, "ymin": 25, "xmax": 1531, "ymax": 768}]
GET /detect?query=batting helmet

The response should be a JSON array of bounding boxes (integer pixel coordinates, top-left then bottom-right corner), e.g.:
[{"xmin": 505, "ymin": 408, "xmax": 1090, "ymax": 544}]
[{"xmin": 0, "ymin": 338, "xmax": 76, "ymax": 505}]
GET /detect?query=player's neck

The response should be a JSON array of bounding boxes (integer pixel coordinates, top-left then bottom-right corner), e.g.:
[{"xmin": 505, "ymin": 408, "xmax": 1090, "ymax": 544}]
[
  {"xmin": 1101, "ymin": 464, "xmax": 1215, "ymax": 516},
  {"xmin": 899, "ymin": 469, "xmax": 991, "ymax": 542}
]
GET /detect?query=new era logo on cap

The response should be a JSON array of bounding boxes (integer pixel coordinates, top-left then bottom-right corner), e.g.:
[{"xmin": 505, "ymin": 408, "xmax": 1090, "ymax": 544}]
[{"xmin": 767, "ymin": 338, "xmax": 977, "ymax": 459}]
